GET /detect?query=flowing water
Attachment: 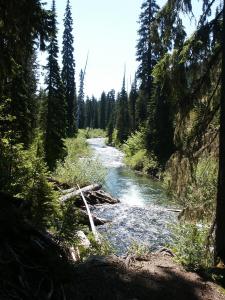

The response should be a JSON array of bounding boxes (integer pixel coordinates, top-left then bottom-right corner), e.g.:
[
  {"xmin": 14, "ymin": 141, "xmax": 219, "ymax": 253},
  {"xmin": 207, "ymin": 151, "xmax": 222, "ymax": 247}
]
[{"xmin": 87, "ymin": 138, "xmax": 177, "ymax": 255}]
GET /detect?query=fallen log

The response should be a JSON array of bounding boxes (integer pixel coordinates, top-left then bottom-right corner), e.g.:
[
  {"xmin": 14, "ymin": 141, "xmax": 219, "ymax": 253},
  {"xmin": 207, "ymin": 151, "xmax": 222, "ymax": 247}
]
[
  {"xmin": 60, "ymin": 184, "xmax": 101, "ymax": 202},
  {"xmin": 85, "ymin": 190, "xmax": 120, "ymax": 205}
]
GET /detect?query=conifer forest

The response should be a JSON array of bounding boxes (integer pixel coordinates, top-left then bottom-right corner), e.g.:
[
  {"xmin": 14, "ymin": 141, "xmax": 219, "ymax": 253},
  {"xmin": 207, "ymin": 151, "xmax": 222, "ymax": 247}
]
[{"xmin": 1, "ymin": 0, "xmax": 225, "ymax": 299}]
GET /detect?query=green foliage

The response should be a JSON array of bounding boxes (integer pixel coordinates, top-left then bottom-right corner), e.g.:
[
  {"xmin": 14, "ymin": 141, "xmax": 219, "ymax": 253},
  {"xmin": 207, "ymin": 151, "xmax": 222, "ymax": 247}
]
[
  {"xmin": 0, "ymin": 130, "xmax": 60, "ymax": 230},
  {"xmin": 182, "ymin": 158, "xmax": 217, "ymax": 221},
  {"xmin": 54, "ymin": 135, "xmax": 106, "ymax": 187},
  {"xmin": 116, "ymin": 76, "xmax": 130, "ymax": 143},
  {"xmin": 20, "ymin": 135, "xmax": 60, "ymax": 229},
  {"xmin": 123, "ymin": 130, "xmax": 159, "ymax": 174},
  {"xmin": 164, "ymin": 157, "xmax": 217, "ymax": 221},
  {"xmin": 170, "ymin": 223, "xmax": 214, "ymax": 271},
  {"xmin": 127, "ymin": 240, "xmax": 150, "ymax": 256},
  {"xmin": 79, "ymin": 233, "xmax": 114, "ymax": 261},
  {"xmin": 58, "ymin": 201, "xmax": 88, "ymax": 244},
  {"xmin": 45, "ymin": 1, "xmax": 67, "ymax": 171},
  {"xmin": 62, "ymin": 0, "xmax": 77, "ymax": 137},
  {"xmin": 79, "ymin": 128, "xmax": 107, "ymax": 139},
  {"xmin": 107, "ymin": 118, "xmax": 114, "ymax": 145},
  {"xmin": 77, "ymin": 69, "xmax": 85, "ymax": 129},
  {"xmin": 99, "ymin": 92, "xmax": 107, "ymax": 129}
]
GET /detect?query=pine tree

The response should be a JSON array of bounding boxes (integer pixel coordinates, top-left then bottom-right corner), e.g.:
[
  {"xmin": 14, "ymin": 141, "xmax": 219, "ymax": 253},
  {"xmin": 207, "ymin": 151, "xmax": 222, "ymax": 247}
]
[
  {"xmin": 45, "ymin": 0, "xmax": 67, "ymax": 171},
  {"xmin": 136, "ymin": 0, "xmax": 159, "ymax": 125},
  {"xmin": 77, "ymin": 69, "xmax": 85, "ymax": 128},
  {"xmin": 0, "ymin": 1, "xmax": 49, "ymax": 147},
  {"xmin": 91, "ymin": 96, "xmax": 99, "ymax": 128},
  {"xmin": 128, "ymin": 76, "xmax": 138, "ymax": 132},
  {"xmin": 0, "ymin": 0, "xmax": 51, "ymax": 191},
  {"xmin": 62, "ymin": 0, "xmax": 77, "ymax": 137},
  {"xmin": 106, "ymin": 89, "xmax": 116, "ymax": 127},
  {"xmin": 116, "ymin": 76, "xmax": 129, "ymax": 143},
  {"xmin": 99, "ymin": 92, "xmax": 107, "ymax": 129},
  {"xmin": 85, "ymin": 96, "xmax": 92, "ymax": 128}
]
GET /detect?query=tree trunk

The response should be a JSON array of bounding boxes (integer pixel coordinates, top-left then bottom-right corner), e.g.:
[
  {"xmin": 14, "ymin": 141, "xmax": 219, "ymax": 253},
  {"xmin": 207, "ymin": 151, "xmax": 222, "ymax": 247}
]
[
  {"xmin": 59, "ymin": 184, "xmax": 101, "ymax": 202},
  {"xmin": 215, "ymin": 0, "xmax": 225, "ymax": 263}
]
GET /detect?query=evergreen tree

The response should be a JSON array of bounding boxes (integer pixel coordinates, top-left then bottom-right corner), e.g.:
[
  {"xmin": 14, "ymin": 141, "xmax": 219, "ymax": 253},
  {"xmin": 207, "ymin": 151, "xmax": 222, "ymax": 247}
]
[
  {"xmin": 99, "ymin": 92, "xmax": 107, "ymax": 129},
  {"xmin": 45, "ymin": 0, "xmax": 67, "ymax": 171},
  {"xmin": 136, "ymin": 0, "xmax": 159, "ymax": 125},
  {"xmin": 77, "ymin": 69, "xmax": 85, "ymax": 128},
  {"xmin": 107, "ymin": 117, "xmax": 114, "ymax": 145},
  {"xmin": 128, "ymin": 76, "xmax": 138, "ymax": 132},
  {"xmin": 0, "ymin": 1, "xmax": 50, "ymax": 147},
  {"xmin": 92, "ymin": 96, "xmax": 99, "ymax": 128},
  {"xmin": 85, "ymin": 96, "xmax": 92, "ymax": 128},
  {"xmin": 116, "ymin": 76, "xmax": 129, "ymax": 143},
  {"xmin": 0, "ymin": 0, "xmax": 51, "ymax": 191},
  {"xmin": 62, "ymin": 0, "xmax": 77, "ymax": 137},
  {"xmin": 106, "ymin": 89, "xmax": 116, "ymax": 127}
]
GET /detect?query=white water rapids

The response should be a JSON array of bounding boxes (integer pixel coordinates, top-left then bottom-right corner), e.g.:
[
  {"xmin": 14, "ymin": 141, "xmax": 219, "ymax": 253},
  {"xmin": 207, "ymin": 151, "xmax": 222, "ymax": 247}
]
[{"xmin": 87, "ymin": 138, "xmax": 177, "ymax": 255}]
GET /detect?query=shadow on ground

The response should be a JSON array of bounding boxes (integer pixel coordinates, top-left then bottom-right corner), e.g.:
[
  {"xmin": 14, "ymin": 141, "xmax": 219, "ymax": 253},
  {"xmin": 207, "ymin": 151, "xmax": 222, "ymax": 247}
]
[{"xmin": 0, "ymin": 192, "xmax": 224, "ymax": 300}]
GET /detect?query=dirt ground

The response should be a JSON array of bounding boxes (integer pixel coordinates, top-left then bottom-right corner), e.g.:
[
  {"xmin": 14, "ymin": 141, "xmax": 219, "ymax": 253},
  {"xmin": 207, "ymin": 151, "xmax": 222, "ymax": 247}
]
[{"xmin": 70, "ymin": 253, "xmax": 225, "ymax": 300}]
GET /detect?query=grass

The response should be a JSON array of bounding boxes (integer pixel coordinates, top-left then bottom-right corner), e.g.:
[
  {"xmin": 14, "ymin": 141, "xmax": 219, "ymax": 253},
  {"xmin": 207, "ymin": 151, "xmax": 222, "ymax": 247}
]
[{"xmin": 53, "ymin": 133, "xmax": 106, "ymax": 187}]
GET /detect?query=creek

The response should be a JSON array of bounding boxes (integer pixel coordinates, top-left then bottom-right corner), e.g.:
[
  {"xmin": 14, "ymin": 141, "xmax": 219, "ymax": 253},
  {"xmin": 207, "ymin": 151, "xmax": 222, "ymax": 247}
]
[{"xmin": 87, "ymin": 138, "xmax": 177, "ymax": 255}]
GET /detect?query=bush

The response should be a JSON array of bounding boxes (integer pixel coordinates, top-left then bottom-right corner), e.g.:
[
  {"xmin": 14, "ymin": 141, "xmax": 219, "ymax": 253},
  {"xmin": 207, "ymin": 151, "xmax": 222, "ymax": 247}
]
[
  {"xmin": 78, "ymin": 233, "xmax": 114, "ymax": 261},
  {"xmin": 164, "ymin": 157, "xmax": 217, "ymax": 221},
  {"xmin": 0, "ymin": 132, "xmax": 60, "ymax": 230},
  {"xmin": 170, "ymin": 223, "xmax": 214, "ymax": 271},
  {"xmin": 123, "ymin": 130, "xmax": 159, "ymax": 174},
  {"xmin": 127, "ymin": 240, "xmax": 150, "ymax": 256}
]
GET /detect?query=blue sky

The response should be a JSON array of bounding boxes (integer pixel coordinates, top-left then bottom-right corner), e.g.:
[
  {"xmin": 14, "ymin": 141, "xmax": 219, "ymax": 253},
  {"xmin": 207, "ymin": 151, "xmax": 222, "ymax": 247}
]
[{"xmin": 38, "ymin": 0, "xmax": 204, "ymax": 99}]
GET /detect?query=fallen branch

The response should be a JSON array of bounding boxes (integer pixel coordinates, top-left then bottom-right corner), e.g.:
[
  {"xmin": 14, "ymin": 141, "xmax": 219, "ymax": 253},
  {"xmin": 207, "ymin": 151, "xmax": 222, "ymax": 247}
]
[
  {"xmin": 166, "ymin": 208, "xmax": 182, "ymax": 213},
  {"xmin": 59, "ymin": 184, "xmax": 101, "ymax": 202},
  {"xmin": 78, "ymin": 185, "xmax": 101, "ymax": 242}
]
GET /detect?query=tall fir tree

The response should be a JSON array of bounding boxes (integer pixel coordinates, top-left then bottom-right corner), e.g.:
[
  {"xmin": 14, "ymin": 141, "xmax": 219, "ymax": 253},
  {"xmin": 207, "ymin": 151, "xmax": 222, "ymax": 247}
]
[
  {"xmin": 62, "ymin": 0, "xmax": 77, "ymax": 137},
  {"xmin": 99, "ymin": 91, "xmax": 107, "ymax": 129},
  {"xmin": 0, "ymin": 1, "xmax": 50, "ymax": 148},
  {"xmin": 85, "ymin": 96, "xmax": 92, "ymax": 128},
  {"xmin": 136, "ymin": 0, "xmax": 159, "ymax": 126},
  {"xmin": 106, "ymin": 89, "xmax": 116, "ymax": 127},
  {"xmin": 91, "ymin": 96, "xmax": 99, "ymax": 128},
  {"xmin": 77, "ymin": 69, "xmax": 85, "ymax": 128},
  {"xmin": 116, "ymin": 76, "xmax": 130, "ymax": 143},
  {"xmin": 45, "ymin": 0, "xmax": 67, "ymax": 171},
  {"xmin": 128, "ymin": 76, "xmax": 138, "ymax": 133}
]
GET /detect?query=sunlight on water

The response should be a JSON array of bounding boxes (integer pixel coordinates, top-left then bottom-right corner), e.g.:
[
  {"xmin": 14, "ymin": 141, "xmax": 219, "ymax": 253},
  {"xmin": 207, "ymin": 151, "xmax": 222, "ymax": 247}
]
[
  {"xmin": 87, "ymin": 138, "xmax": 177, "ymax": 254},
  {"xmin": 120, "ymin": 183, "xmax": 145, "ymax": 207}
]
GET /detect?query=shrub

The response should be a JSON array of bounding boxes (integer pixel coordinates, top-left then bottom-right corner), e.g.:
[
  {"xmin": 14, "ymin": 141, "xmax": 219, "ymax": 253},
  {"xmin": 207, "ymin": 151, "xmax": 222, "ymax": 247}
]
[
  {"xmin": 170, "ymin": 223, "xmax": 214, "ymax": 271},
  {"xmin": 164, "ymin": 157, "xmax": 217, "ymax": 221},
  {"xmin": 127, "ymin": 240, "xmax": 150, "ymax": 256},
  {"xmin": 123, "ymin": 129, "xmax": 159, "ymax": 174},
  {"xmin": 0, "ymin": 132, "xmax": 60, "ymax": 230}
]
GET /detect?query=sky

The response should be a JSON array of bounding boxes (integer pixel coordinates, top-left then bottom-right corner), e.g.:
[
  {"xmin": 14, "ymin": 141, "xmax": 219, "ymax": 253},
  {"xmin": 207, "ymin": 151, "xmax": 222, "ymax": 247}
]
[{"xmin": 38, "ymin": 0, "xmax": 205, "ymax": 99}]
